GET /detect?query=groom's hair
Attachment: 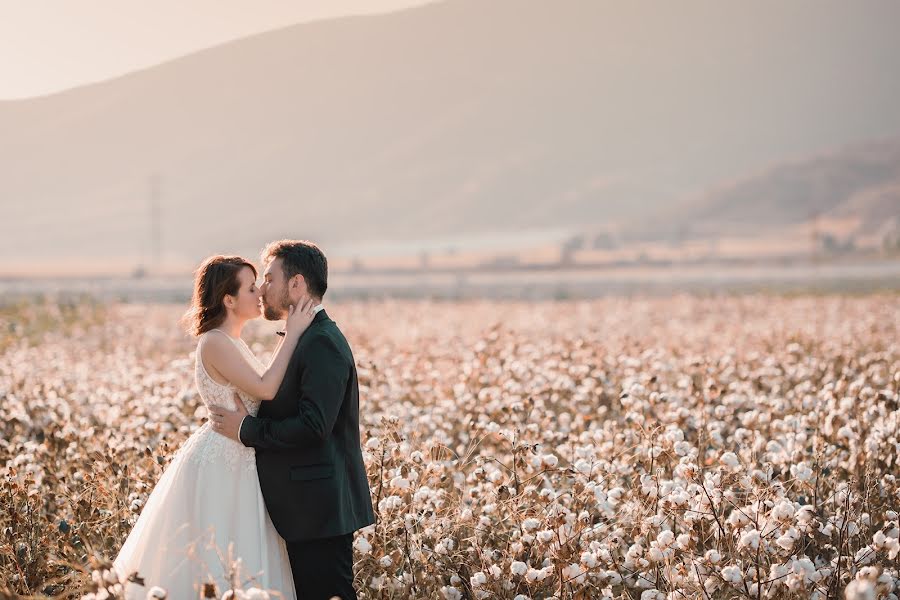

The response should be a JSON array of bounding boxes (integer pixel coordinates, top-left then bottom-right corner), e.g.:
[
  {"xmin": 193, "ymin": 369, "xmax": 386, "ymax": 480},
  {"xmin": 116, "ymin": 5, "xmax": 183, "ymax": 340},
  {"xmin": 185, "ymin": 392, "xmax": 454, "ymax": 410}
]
[{"xmin": 262, "ymin": 240, "xmax": 328, "ymax": 299}]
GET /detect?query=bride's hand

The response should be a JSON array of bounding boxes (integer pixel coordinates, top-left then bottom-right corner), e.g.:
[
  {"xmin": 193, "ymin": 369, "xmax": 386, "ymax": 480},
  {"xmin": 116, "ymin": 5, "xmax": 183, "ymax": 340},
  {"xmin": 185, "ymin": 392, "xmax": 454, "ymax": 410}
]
[{"xmin": 285, "ymin": 299, "xmax": 316, "ymax": 337}]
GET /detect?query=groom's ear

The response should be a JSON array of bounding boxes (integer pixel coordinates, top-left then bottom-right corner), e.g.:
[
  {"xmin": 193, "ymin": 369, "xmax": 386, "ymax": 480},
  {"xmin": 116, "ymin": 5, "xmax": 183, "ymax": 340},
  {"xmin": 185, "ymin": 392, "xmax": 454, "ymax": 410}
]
[{"xmin": 288, "ymin": 273, "xmax": 307, "ymax": 295}]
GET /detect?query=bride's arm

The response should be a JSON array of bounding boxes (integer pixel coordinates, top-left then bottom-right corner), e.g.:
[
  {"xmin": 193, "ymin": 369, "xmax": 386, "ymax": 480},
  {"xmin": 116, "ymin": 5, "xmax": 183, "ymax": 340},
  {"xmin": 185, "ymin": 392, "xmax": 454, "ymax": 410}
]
[
  {"xmin": 201, "ymin": 301, "xmax": 314, "ymax": 400},
  {"xmin": 239, "ymin": 333, "xmax": 349, "ymax": 450}
]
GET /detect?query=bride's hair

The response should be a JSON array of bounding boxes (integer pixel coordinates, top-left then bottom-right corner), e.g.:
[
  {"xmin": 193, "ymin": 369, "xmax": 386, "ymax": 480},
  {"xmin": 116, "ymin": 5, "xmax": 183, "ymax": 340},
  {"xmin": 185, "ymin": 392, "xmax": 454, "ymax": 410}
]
[{"xmin": 181, "ymin": 255, "xmax": 258, "ymax": 336}]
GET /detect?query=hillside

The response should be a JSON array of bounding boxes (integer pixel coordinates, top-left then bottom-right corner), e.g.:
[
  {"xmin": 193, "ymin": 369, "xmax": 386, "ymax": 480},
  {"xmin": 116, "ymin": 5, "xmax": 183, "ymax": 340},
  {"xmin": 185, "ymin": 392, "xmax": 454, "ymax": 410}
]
[{"xmin": 2, "ymin": 0, "xmax": 900, "ymax": 270}]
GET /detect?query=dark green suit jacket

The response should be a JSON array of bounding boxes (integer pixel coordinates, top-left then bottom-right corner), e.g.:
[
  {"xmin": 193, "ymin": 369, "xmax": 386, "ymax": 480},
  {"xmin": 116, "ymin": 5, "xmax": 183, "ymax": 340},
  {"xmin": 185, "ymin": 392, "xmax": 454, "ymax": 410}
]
[{"xmin": 239, "ymin": 309, "xmax": 375, "ymax": 542}]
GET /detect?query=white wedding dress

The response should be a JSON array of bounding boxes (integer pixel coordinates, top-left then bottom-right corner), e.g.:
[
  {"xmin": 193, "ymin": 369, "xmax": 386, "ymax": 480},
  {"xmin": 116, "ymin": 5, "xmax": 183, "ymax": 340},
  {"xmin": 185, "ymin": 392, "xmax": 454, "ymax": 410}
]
[{"xmin": 114, "ymin": 330, "xmax": 296, "ymax": 599}]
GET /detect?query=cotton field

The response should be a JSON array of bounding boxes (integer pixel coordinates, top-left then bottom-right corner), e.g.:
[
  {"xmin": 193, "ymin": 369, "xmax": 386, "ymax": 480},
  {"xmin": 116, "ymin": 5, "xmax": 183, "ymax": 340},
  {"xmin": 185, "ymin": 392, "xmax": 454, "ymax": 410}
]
[{"xmin": 1, "ymin": 295, "xmax": 899, "ymax": 599}]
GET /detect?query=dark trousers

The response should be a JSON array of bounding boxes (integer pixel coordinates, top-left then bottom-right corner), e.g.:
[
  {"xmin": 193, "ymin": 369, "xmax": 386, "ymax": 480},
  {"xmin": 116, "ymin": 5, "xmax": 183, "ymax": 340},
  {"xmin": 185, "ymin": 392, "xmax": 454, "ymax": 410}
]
[{"xmin": 286, "ymin": 532, "xmax": 356, "ymax": 600}]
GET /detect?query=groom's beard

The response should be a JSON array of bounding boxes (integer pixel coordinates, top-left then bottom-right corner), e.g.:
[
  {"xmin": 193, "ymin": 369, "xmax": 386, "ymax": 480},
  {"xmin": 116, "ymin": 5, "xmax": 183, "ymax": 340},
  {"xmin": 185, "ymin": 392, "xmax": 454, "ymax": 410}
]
[{"xmin": 263, "ymin": 288, "xmax": 291, "ymax": 321}]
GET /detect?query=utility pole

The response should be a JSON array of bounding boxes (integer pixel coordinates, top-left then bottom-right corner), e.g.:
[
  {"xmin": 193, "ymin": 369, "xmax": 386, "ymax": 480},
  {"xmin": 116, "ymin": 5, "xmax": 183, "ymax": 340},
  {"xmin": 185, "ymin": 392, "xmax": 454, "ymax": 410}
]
[{"xmin": 150, "ymin": 174, "xmax": 162, "ymax": 272}]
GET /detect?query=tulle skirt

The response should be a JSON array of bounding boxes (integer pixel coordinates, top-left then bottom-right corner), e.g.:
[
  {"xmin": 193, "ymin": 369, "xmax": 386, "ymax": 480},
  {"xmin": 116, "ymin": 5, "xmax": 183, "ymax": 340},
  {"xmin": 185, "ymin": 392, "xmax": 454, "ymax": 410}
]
[{"xmin": 113, "ymin": 422, "xmax": 296, "ymax": 599}]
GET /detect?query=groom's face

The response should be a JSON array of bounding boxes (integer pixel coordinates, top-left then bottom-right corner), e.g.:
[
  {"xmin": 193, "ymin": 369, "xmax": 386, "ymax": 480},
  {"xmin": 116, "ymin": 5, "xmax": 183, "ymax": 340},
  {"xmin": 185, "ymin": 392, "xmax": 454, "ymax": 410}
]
[
  {"xmin": 259, "ymin": 258, "xmax": 303, "ymax": 321},
  {"xmin": 260, "ymin": 258, "xmax": 292, "ymax": 321}
]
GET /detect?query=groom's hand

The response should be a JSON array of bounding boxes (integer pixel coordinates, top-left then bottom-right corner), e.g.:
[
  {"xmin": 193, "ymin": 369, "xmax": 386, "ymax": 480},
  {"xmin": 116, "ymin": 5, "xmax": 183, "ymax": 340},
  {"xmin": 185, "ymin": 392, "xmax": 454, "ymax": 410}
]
[{"xmin": 209, "ymin": 391, "xmax": 250, "ymax": 442}]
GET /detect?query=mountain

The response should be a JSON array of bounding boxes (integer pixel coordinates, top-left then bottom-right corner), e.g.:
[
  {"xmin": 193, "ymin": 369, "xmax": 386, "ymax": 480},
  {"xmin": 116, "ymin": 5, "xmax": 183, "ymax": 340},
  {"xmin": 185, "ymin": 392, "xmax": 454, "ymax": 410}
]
[
  {"xmin": 2, "ymin": 0, "xmax": 900, "ymax": 270},
  {"xmin": 641, "ymin": 137, "xmax": 900, "ymax": 243}
]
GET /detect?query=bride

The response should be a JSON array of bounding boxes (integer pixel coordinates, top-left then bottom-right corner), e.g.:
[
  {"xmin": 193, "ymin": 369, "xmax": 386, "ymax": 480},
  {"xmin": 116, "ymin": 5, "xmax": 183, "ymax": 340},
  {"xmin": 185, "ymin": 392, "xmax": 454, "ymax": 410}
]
[{"xmin": 113, "ymin": 255, "xmax": 315, "ymax": 599}]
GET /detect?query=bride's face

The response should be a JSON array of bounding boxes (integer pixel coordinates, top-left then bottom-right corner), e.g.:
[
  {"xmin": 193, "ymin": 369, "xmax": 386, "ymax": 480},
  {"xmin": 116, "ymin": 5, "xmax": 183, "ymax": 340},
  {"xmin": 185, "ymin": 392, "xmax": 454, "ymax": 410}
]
[{"xmin": 226, "ymin": 266, "xmax": 262, "ymax": 321}]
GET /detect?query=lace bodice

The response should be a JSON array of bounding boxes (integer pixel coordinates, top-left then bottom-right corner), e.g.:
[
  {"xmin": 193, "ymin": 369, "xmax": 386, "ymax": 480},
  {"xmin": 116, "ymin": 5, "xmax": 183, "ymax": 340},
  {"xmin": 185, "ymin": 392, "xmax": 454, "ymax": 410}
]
[
  {"xmin": 195, "ymin": 330, "xmax": 265, "ymax": 417},
  {"xmin": 173, "ymin": 330, "xmax": 267, "ymax": 473}
]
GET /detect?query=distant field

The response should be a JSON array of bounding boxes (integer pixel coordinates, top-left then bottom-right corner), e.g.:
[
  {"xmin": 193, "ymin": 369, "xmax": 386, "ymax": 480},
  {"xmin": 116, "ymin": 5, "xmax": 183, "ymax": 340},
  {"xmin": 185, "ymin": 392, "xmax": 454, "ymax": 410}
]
[
  {"xmin": 1, "ymin": 295, "xmax": 898, "ymax": 598},
  {"xmin": 2, "ymin": 259, "xmax": 900, "ymax": 303}
]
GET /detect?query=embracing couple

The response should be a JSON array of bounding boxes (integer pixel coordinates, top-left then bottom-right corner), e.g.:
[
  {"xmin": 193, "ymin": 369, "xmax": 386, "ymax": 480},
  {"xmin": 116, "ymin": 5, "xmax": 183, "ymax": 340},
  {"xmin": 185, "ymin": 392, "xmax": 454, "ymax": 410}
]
[{"xmin": 113, "ymin": 240, "xmax": 375, "ymax": 600}]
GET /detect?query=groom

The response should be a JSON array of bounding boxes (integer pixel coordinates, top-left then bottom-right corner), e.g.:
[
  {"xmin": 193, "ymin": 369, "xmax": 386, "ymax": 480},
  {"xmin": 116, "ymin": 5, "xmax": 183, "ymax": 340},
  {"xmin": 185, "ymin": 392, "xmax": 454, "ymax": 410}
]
[{"xmin": 210, "ymin": 239, "xmax": 375, "ymax": 600}]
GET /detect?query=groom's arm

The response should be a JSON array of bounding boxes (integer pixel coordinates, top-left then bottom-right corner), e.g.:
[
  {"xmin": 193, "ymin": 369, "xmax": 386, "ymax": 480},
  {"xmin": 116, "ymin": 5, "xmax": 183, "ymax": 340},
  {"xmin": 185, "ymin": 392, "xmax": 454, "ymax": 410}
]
[{"xmin": 239, "ymin": 334, "xmax": 349, "ymax": 450}]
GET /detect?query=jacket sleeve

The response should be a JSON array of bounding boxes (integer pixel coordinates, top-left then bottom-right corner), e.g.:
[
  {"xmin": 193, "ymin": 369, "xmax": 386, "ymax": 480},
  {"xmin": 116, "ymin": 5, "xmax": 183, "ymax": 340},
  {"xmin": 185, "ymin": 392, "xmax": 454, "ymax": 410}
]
[{"xmin": 239, "ymin": 334, "xmax": 349, "ymax": 450}]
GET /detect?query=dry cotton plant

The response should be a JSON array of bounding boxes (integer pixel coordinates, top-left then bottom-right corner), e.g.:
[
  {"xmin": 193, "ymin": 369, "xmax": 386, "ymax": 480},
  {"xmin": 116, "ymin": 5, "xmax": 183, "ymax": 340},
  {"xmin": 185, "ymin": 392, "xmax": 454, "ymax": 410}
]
[{"xmin": 0, "ymin": 295, "xmax": 898, "ymax": 599}]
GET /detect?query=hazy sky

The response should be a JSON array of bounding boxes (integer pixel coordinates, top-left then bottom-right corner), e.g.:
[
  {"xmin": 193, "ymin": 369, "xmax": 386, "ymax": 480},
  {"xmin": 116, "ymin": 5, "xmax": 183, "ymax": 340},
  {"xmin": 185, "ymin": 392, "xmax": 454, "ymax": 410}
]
[{"xmin": 0, "ymin": 0, "xmax": 436, "ymax": 99}]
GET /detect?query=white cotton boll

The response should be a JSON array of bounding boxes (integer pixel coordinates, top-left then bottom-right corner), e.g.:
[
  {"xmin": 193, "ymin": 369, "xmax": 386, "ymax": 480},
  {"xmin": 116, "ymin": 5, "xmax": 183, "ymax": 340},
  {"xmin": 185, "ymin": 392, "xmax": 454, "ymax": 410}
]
[
  {"xmin": 790, "ymin": 462, "xmax": 814, "ymax": 482},
  {"xmin": 647, "ymin": 547, "xmax": 664, "ymax": 562},
  {"xmin": 562, "ymin": 563, "xmax": 585, "ymax": 584},
  {"xmin": 537, "ymin": 530, "xmax": 555, "ymax": 543},
  {"xmin": 379, "ymin": 555, "xmax": 393, "ymax": 568},
  {"xmin": 771, "ymin": 500, "xmax": 795, "ymax": 521},
  {"xmin": 674, "ymin": 441, "xmax": 692, "ymax": 456},
  {"xmin": 244, "ymin": 589, "xmax": 269, "ymax": 600},
  {"xmin": 390, "ymin": 476, "xmax": 410, "ymax": 490},
  {"xmin": 845, "ymin": 579, "xmax": 876, "ymax": 600},
  {"xmin": 365, "ymin": 437, "xmax": 380, "ymax": 450},
  {"xmin": 705, "ymin": 549, "xmax": 721, "ymax": 564},
  {"xmin": 489, "ymin": 565, "xmax": 503, "ymax": 579},
  {"xmin": 719, "ymin": 452, "xmax": 740, "ymax": 471},
  {"xmin": 791, "ymin": 557, "xmax": 817, "ymax": 584},
  {"xmin": 605, "ymin": 570, "xmax": 623, "ymax": 585},
  {"xmin": 523, "ymin": 517, "xmax": 541, "ymax": 531},
  {"xmin": 574, "ymin": 459, "xmax": 592, "ymax": 475},
  {"xmin": 511, "ymin": 561, "xmax": 528, "ymax": 576},
  {"xmin": 470, "ymin": 572, "xmax": 487, "ymax": 588},
  {"xmin": 513, "ymin": 596, "xmax": 531, "ymax": 600},
  {"xmin": 378, "ymin": 495, "xmax": 403, "ymax": 511},
  {"xmin": 656, "ymin": 530, "xmax": 675, "ymax": 548},
  {"xmin": 580, "ymin": 551, "xmax": 598, "ymax": 568},
  {"xmin": 676, "ymin": 533, "xmax": 691, "ymax": 550},
  {"xmin": 440, "ymin": 586, "xmax": 462, "ymax": 600},
  {"xmin": 641, "ymin": 590, "xmax": 663, "ymax": 600},
  {"xmin": 607, "ymin": 487, "xmax": 625, "ymax": 503},
  {"xmin": 885, "ymin": 537, "xmax": 899, "ymax": 560},
  {"xmin": 854, "ymin": 546, "xmax": 876, "ymax": 566},
  {"xmin": 146, "ymin": 588, "xmax": 167, "ymax": 600},
  {"xmin": 726, "ymin": 509, "xmax": 750, "ymax": 527},
  {"xmin": 776, "ymin": 532, "xmax": 797, "ymax": 550},
  {"xmin": 721, "ymin": 565, "xmax": 742, "ymax": 584},
  {"xmin": 640, "ymin": 474, "xmax": 658, "ymax": 498},
  {"xmin": 526, "ymin": 568, "xmax": 551, "ymax": 583},
  {"xmin": 858, "ymin": 566, "xmax": 879, "ymax": 580},
  {"xmin": 739, "ymin": 529, "xmax": 761, "ymax": 551},
  {"xmin": 542, "ymin": 454, "xmax": 559, "ymax": 467},
  {"xmin": 797, "ymin": 505, "xmax": 816, "ymax": 524}
]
